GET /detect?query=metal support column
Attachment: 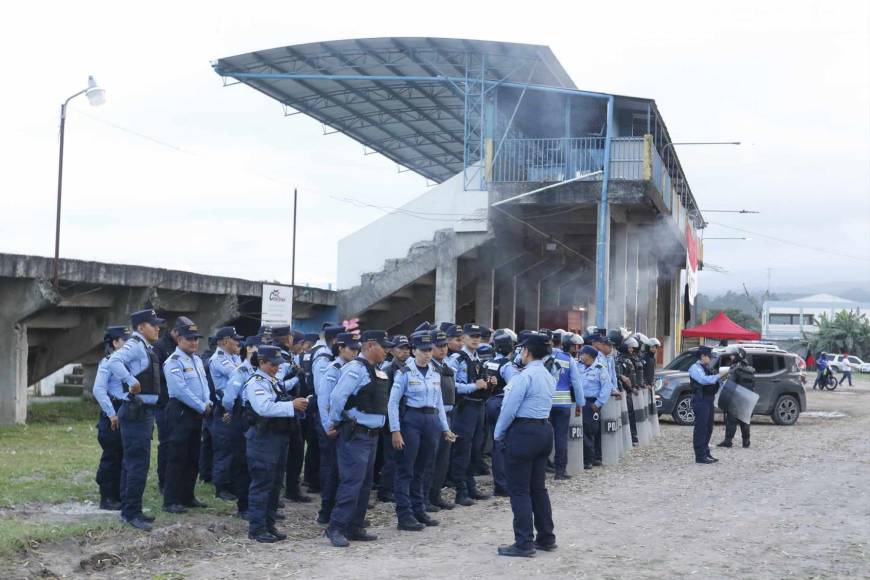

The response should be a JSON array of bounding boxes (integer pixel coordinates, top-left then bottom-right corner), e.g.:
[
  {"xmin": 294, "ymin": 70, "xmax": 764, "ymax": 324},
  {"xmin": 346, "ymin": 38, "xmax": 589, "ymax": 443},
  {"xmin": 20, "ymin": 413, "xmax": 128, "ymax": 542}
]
[{"xmin": 595, "ymin": 96, "xmax": 615, "ymax": 328}]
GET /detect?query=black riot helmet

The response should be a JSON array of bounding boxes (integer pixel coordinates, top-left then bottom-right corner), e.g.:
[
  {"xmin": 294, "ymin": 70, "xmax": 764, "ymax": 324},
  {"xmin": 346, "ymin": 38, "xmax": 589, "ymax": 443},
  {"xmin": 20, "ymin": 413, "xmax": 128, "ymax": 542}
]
[{"xmin": 492, "ymin": 329, "xmax": 517, "ymax": 355}]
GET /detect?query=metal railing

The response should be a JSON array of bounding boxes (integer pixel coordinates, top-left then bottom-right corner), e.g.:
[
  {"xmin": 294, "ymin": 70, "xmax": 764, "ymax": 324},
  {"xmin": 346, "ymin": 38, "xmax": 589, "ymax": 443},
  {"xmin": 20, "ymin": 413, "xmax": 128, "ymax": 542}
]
[{"xmin": 491, "ymin": 137, "xmax": 605, "ymax": 183}]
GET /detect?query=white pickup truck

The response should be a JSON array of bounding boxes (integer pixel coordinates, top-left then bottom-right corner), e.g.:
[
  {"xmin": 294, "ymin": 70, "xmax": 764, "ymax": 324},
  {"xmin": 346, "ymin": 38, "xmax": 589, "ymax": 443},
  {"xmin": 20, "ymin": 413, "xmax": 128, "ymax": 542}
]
[{"xmin": 826, "ymin": 354, "xmax": 870, "ymax": 373}]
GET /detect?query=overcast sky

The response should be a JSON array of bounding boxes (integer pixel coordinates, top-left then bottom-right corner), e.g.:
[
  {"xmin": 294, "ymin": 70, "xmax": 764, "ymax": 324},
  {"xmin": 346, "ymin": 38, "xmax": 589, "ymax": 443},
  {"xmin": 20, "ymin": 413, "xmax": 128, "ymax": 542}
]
[{"xmin": 1, "ymin": 0, "xmax": 868, "ymax": 296}]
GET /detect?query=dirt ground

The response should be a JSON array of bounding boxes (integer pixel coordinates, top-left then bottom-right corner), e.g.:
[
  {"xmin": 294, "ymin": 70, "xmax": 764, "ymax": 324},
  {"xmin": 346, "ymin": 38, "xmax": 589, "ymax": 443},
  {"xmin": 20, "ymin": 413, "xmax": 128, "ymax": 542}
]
[{"xmin": 5, "ymin": 380, "xmax": 869, "ymax": 579}]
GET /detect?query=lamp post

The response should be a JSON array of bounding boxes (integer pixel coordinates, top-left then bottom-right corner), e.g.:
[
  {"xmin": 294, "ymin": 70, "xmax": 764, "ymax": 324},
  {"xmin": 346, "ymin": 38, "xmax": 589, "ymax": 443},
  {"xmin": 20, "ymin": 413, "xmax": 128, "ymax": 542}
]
[{"xmin": 53, "ymin": 75, "xmax": 106, "ymax": 288}]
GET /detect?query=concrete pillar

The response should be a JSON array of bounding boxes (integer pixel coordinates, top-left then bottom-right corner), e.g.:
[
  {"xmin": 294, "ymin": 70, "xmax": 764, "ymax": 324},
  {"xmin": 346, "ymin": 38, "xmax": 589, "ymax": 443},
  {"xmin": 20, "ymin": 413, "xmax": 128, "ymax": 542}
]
[
  {"xmin": 0, "ymin": 324, "xmax": 28, "ymax": 425},
  {"xmin": 435, "ymin": 258, "xmax": 458, "ymax": 324},
  {"xmin": 474, "ymin": 269, "xmax": 494, "ymax": 328},
  {"xmin": 607, "ymin": 223, "xmax": 629, "ymax": 329},
  {"xmin": 647, "ymin": 259, "xmax": 659, "ymax": 338},
  {"xmin": 496, "ymin": 277, "xmax": 515, "ymax": 330},
  {"xmin": 625, "ymin": 225, "xmax": 639, "ymax": 330}
]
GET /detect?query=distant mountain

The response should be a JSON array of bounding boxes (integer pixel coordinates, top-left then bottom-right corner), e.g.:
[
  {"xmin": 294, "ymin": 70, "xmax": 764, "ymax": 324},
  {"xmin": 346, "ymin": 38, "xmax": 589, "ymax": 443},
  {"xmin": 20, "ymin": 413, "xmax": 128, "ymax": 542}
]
[{"xmin": 771, "ymin": 282, "xmax": 870, "ymax": 303}]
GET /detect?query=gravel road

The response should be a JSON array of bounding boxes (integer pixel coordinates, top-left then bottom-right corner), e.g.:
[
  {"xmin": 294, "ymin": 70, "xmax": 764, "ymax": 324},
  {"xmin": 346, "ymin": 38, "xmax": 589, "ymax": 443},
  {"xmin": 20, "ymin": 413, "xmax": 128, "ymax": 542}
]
[{"xmin": 7, "ymin": 380, "xmax": 869, "ymax": 579}]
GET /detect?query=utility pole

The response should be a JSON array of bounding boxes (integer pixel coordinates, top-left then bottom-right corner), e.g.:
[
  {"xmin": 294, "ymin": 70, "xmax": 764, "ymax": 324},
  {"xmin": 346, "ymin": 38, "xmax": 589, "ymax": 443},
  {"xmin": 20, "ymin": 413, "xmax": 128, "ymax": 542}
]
[{"xmin": 291, "ymin": 188, "xmax": 298, "ymax": 287}]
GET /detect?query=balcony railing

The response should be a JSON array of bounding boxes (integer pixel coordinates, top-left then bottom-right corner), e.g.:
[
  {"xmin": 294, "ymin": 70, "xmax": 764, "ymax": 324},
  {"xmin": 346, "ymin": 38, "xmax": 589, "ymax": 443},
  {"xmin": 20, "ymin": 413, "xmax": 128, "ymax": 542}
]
[{"xmin": 491, "ymin": 137, "xmax": 605, "ymax": 183}]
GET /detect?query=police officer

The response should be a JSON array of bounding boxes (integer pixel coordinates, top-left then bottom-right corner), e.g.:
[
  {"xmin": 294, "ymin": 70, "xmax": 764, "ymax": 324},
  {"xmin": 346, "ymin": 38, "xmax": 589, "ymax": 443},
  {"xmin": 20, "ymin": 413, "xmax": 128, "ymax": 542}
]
[
  {"xmin": 324, "ymin": 330, "xmax": 393, "ymax": 548},
  {"xmin": 642, "ymin": 338, "xmax": 661, "ymax": 388},
  {"xmin": 152, "ymin": 316, "xmax": 193, "ymax": 494},
  {"xmin": 199, "ymin": 335, "xmax": 218, "ymax": 484},
  {"xmin": 577, "ymin": 344, "xmax": 611, "ymax": 469},
  {"xmin": 389, "ymin": 332, "xmax": 457, "ymax": 531},
  {"xmin": 425, "ymin": 329, "xmax": 458, "ymax": 511},
  {"xmin": 220, "ymin": 335, "xmax": 260, "ymax": 518},
  {"xmin": 244, "ymin": 345, "xmax": 309, "ymax": 542},
  {"xmin": 444, "ymin": 323, "xmax": 464, "ymax": 354},
  {"xmin": 718, "ymin": 347, "xmax": 756, "ymax": 448},
  {"xmin": 375, "ymin": 334, "xmax": 411, "ymax": 503},
  {"xmin": 616, "ymin": 337, "xmax": 640, "ymax": 445},
  {"xmin": 162, "ymin": 321, "xmax": 212, "ymax": 513},
  {"xmin": 448, "ymin": 323, "xmax": 491, "ymax": 506},
  {"xmin": 301, "ymin": 324, "xmax": 344, "ymax": 495},
  {"xmin": 106, "ymin": 308, "xmax": 165, "ymax": 531},
  {"xmin": 587, "ymin": 334, "xmax": 617, "ymax": 467},
  {"xmin": 315, "ymin": 331, "xmax": 360, "ymax": 525},
  {"xmin": 690, "ymin": 346, "xmax": 730, "ymax": 464},
  {"xmin": 209, "ymin": 326, "xmax": 243, "ymax": 501},
  {"xmin": 274, "ymin": 325, "xmax": 313, "ymax": 504},
  {"xmin": 494, "ymin": 332, "xmax": 557, "ymax": 557},
  {"xmin": 548, "ymin": 331, "xmax": 585, "ymax": 480},
  {"xmin": 483, "ymin": 329, "xmax": 519, "ymax": 495},
  {"xmin": 93, "ymin": 325, "xmax": 131, "ymax": 511}
]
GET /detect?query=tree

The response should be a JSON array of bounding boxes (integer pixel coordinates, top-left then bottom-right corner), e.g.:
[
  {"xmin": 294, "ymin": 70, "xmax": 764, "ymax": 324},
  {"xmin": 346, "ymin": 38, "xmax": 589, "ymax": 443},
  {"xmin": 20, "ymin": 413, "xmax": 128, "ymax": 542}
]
[
  {"xmin": 701, "ymin": 308, "xmax": 761, "ymax": 332},
  {"xmin": 807, "ymin": 311, "xmax": 870, "ymax": 358}
]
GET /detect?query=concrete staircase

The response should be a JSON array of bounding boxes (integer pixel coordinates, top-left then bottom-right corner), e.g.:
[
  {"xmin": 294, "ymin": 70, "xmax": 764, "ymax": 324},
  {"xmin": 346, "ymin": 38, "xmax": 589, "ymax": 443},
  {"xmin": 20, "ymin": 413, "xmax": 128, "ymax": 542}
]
[
  {"xmin": 338, "ymin": 228, "xmax": 493, "ymax": 330},
  {"xmin": 53, "ymin": 366, "xmax": 85, "ymax": 397}
]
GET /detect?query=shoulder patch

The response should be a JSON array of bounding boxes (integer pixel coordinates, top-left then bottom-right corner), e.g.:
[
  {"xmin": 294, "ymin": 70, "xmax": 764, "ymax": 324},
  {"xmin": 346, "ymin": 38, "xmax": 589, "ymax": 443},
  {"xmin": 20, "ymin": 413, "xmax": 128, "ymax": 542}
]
[
  {"xmin": 254, "ymin": 388, "xmax": 266, "ymax": 395},
  {"xmin": 170, "ymin": 367, "xmax": 181, "ymax": 374},
  {"xmin": 170, "ymin": 354, "xmax": 180, "ymax": 360}
]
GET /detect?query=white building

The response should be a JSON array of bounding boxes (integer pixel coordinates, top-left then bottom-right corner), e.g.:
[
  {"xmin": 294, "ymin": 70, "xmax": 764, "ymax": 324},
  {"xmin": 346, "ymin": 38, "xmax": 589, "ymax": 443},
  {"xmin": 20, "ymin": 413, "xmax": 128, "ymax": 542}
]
[{"xmin": 762, "ymin": 294, "xmax": 870, "ymax": 341}]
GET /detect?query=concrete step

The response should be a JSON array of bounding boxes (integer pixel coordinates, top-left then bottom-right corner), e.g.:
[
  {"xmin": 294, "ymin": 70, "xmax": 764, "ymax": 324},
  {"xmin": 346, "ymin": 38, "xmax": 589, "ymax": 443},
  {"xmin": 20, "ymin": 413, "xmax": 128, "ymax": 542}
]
[{"xmin": 54, "ymin": 384, "xmax": 84, "ymax": 397}]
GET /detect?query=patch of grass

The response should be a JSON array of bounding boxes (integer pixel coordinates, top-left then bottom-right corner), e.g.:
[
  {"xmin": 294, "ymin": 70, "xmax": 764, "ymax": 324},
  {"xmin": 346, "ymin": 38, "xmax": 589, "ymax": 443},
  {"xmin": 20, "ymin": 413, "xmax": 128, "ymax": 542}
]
[
  {"xmin": 26, "ymin": 399, "xmax": 102, "ymax": 424},
  {"xmin": 0, "ymin": 519, "xmax": 122, "ymax": 555},
  {"xmin": 0, "ymin": 400, "xmax": 237, "ymax": 554}
]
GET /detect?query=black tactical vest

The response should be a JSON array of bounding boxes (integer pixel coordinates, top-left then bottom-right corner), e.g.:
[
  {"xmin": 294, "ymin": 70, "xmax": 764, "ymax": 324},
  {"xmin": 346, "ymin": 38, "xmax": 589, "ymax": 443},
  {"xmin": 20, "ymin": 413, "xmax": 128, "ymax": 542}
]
[
  {"xmin": 456, "ymin": 350, "xmax": 485, "ymax": 402},
  {"xmin": 125, "ymin": 335, "xmax": 162, "ymax": 397},
  {"xmin": 689, "ymin": 363, "xmax": 719, "ymax": 396},
  {"xmin": 482, "ymin": 357, "xmax": 511, "ymax": 395},
  {"xmin": 732, "ymin": 363, "xmax": 756, "ymax": 391},
  {"xmin": 345, "ymin": 358, "xmax": 389, "ymax": 415},
  {"xmin": 244, "ymin": 374, "xmax": 294, "ymax": 433},
  {"xmin": 433, "ymin": 359, "xmax": 456, "ymax": 406}
]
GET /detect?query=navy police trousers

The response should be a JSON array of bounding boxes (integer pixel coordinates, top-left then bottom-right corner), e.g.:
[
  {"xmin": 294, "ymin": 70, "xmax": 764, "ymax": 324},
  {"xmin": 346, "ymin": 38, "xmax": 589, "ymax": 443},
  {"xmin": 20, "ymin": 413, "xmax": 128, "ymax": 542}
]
[
  {"xmin": 118, "ymin": 401, "xmax": 155, "ymax": 521},
  {"xmin": 394, "ymin": 408, "xmax": 441, "ymax": 521},
  {"xmin": 504, "ymin": 419, "xmax": 556, "ymax": 550}
]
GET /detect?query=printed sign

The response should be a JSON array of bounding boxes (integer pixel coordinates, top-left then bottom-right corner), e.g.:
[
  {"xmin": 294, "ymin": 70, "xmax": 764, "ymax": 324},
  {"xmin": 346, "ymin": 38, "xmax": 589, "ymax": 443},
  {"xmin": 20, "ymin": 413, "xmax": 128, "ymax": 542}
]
[
  {"xmin": 605, "ymin": 420, "xmax": 619, "ymax": 433},
  {"xmin": 570, "ymin": 426, "xmax": 583, "ymax": 440},
  {"xmin": 261, "ymin": 284, "xmax": 293, "ymax": 326}
]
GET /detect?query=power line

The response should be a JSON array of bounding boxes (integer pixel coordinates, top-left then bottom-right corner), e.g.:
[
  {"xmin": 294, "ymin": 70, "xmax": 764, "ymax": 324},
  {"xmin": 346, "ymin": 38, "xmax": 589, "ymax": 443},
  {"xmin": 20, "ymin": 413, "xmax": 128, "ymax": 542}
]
[{"xmin": 707, "ymin": 221, "xmax": 870, "ymax": 262}]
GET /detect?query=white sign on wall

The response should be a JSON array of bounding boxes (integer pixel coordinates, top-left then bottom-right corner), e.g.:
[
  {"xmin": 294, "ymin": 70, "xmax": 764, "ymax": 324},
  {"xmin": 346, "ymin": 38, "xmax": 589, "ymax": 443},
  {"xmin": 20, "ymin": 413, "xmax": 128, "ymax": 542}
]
[{"xmin": 261, "ymin": 284, "xmax": 294, "ymax": 326}]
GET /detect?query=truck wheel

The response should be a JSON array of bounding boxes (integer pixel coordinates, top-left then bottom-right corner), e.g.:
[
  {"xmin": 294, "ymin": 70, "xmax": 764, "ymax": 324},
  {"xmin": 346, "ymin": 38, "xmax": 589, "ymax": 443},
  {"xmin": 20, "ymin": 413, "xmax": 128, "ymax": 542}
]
[
  {"xmin": 772, "ymin": 394, "xmax": 800, "ymax": 425},
  {"xmin": 672, "ymin": 393, "xmax": 695, "ymax": 426}
]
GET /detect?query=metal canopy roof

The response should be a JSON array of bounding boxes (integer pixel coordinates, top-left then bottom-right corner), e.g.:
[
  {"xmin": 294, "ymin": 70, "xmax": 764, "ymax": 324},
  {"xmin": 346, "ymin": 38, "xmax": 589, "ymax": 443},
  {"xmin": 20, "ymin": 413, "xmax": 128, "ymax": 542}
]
[{"xmin": 213, "ymin": 37, "xmax": 579, "ymax": 183}]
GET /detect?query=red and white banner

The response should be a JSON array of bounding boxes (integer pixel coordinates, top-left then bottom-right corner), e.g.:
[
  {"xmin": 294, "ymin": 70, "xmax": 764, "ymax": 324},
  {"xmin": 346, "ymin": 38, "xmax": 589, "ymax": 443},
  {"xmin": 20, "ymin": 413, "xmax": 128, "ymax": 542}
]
[{"xmin": 685, "ymin": 224, "xmax": 699, "ymax": 305}]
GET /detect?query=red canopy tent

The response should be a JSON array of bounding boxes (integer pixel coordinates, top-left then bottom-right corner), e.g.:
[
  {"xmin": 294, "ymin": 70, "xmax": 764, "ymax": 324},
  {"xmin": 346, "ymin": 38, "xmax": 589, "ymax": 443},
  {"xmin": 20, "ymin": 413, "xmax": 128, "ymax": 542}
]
[{"xmin": 681, "ymin": 312, "xmax": 761, "ymax": 341}]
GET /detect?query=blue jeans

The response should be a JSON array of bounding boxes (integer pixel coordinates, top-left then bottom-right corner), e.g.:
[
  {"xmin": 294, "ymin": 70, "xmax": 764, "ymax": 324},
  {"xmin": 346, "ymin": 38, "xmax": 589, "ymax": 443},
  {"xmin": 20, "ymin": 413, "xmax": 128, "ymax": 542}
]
[
  {"xmin": 485, "ymin": 396, "xmax": 507, "ymax": 491},
  {"xmin": 548, "ymin": 406, "xmax": 571, "ymax": 473},
  {"xmin": 118, "ymin": 402, "xmax": 155, "ymax": 521},
  {"xmin": 394, "ymin": 408, "xmax": 441, "ymax": 520},
  {"xmin": 330, "ymin": 428, "xmax": 378, "ymax": 532},
  {"xmin": 504, "ymin": 420, "xmax": 555, "ymax": 550}
]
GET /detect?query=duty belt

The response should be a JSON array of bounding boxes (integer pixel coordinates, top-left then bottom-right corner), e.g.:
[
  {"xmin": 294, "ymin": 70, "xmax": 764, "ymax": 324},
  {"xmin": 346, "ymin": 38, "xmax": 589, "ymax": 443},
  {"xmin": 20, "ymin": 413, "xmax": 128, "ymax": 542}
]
[
  {"xmin": 351, "ymin": 424, "xmax": 381, "ymax": 436},
  {"xmin": 514, "ymin": 418, "xmax": 548, "ymax": 425},
  {"xmin": 407, "ymin": 406, "xmax": 437, "ymax": 414}
]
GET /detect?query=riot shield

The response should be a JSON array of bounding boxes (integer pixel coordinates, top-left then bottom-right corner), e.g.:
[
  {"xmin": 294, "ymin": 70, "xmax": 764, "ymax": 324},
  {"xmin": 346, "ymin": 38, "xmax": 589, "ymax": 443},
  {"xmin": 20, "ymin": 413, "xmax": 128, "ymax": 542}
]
[
  {"xmin": 648, "ymin": 388, "xmax": 661, "ymax": 438},
  {"xmin": 717, "ymin": 379, "xmax": 759, "ymax": 424},
  {"xmin": 566, "ymin": 409, "xmax": 584, "ymax": 475},
  {"xmin": 600, "ymin": 397, "xmax": 622, "ymax": 465},
  {"xmin": 619, "ymin": 394, "xmax": 632, "ymax": 453},
  {"xmin": 633, "ymin": 390, "xmax": 651, "ymax": 446}
]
